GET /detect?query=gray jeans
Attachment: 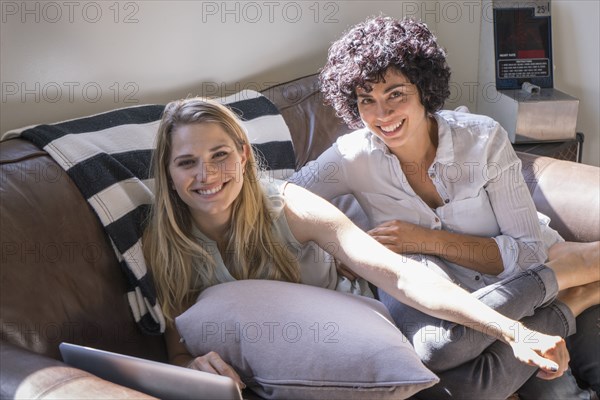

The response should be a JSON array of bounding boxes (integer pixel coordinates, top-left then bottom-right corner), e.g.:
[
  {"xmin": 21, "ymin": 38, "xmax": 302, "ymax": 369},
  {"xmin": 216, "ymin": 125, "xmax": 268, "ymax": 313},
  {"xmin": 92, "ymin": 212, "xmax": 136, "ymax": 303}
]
[
  {"xmin": 566, "ymin": 304, "xmax": 600, "ymax": 397},
  {"xmin": 378, "ymin": 265, "xmax": 594, "ymax": 399}
]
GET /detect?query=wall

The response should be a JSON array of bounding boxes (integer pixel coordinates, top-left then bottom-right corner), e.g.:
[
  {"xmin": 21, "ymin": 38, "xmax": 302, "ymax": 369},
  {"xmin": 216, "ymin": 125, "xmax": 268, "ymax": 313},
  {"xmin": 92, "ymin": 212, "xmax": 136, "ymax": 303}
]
[
  {"xmin": 551, "ymin": 0, "xmax": 599, "ymax": 166},
  {"xmin": 432, "ymin": 1, "xmax": 483, "ymax": 112},
  {"xmin": 1, "ymin": 1, "xmax": 410, "ymax": 133},
  {"xmin": 476, "ymin": 0, "xmax": 599, "ymax": 166},
  {"xmin": 0, "ymin": 0, "xmax": 480, "ymax": 135},
  {"xmin": 1, "ymin": 1, "xmax": 597, "ymax": 165}
]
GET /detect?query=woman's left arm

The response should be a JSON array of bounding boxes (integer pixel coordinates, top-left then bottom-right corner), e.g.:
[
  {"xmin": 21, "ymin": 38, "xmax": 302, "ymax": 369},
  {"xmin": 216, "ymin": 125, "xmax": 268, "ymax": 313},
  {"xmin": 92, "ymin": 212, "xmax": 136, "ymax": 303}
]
[
  {"xmin": 368, "ymin": 220, "xmax": 504, "ymax": 274},
  {"xmin": 480, "ymin": 125, "xmax": 548, "ymax": 274},
  {"xmin": 282, "ymin": 182, "xmax": 567, "ymax": 378}
]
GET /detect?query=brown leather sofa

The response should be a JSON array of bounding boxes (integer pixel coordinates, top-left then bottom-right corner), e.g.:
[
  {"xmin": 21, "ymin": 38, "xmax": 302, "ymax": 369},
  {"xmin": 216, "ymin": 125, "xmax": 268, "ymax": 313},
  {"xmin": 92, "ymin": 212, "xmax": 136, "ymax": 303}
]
[{"xmin": 2, "ymin": 74, "xmax": 599, "ymax": 399}]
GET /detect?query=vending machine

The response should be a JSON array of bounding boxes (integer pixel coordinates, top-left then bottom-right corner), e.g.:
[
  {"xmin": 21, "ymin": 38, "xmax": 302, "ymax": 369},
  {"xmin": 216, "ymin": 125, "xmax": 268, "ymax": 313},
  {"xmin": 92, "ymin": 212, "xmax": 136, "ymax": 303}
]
[{"xmin": 477, "ymin": 0, "xmax": 580, "ymax": 146}]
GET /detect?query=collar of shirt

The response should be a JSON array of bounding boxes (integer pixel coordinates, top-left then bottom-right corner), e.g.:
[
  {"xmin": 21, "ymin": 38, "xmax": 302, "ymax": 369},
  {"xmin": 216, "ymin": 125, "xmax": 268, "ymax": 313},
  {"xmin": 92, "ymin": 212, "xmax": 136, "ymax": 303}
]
[{"xmin": 433, "ymin": 112, "xmax": 455, "ymax": 166}]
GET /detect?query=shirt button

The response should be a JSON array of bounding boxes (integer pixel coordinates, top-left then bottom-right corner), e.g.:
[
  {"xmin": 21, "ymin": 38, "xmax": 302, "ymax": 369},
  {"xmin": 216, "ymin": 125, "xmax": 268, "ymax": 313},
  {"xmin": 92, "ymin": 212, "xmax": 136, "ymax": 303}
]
[
  {"xmin": 434, "ymin": 217, "xmax": 440, "ymax": 223},
  {"xmin": 475, "ymin": 276, "xmax": 481, "ymax": 281},
  {"xmin": 429, "ymin": 173, "xmax": 435, "ymax": 179},
  {"xmin": 444, "ymin": 199, "xmax": 449, "ymax": 204}
]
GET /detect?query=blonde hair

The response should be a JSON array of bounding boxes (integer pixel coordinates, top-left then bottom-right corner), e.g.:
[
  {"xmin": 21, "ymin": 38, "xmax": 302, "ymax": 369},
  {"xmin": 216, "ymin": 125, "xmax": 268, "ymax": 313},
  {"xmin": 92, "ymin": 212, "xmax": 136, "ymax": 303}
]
[{"xmin": 143, "ymin": 98, "xmax": 301, "ymax": 323}]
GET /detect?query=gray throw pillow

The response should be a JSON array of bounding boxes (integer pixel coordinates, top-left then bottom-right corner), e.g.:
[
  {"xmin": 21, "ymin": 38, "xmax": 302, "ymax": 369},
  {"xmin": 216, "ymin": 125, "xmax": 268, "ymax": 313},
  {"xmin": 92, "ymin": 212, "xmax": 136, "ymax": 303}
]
[{"xmin": 175, "ymin": 280, "xmax": 438, "ymax": 399}]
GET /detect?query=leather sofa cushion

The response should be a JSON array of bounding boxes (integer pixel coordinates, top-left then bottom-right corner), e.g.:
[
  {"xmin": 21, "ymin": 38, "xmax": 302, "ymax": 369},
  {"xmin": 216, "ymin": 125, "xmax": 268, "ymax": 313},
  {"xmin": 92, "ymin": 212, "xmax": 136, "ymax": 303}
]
[{"xmin": 0, "ymin": 138, "xmax": 167, "ymax": 361}]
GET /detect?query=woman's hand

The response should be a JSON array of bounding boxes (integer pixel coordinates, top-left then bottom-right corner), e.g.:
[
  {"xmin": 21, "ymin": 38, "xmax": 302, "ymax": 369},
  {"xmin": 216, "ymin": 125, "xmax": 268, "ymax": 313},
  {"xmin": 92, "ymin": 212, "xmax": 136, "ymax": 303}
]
[
  {"xmin": 368, "ymin": 220, "xmax": 429, "ymax": 254},
  {"xmin": 186, "ymin": 351, "xmax": 246, "ymax": 390},
  {"xmin": 507, "ymin": 328, "xmax": 569, "ymax": 380}
]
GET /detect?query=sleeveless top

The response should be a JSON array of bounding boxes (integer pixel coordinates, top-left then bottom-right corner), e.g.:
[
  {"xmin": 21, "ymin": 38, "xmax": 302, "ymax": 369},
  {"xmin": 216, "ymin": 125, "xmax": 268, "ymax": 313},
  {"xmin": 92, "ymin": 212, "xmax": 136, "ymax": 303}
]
[{"xmin": 190, "ymin": 179, "xmax": 373, "ymax": 297}]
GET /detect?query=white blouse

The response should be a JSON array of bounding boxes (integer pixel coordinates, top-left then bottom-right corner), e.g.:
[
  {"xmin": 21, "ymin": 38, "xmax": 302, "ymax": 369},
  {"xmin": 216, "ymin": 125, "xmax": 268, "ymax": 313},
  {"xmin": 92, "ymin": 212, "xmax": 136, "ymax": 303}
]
[{"xmin": 290, "ymin": 111, "xmax": 562, "ymax": 292}]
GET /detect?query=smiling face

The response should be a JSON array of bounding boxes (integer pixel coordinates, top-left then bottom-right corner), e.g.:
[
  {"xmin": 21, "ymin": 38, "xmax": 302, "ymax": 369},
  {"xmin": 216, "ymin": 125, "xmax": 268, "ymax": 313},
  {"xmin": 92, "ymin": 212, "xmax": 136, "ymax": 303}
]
[
  {"xmin": 168, "ymin": 122, "xmax": 248, "ymax": 232},
  {"xmin": 356, "ymin": 68, "xmax": 431, "ymax": 151}
]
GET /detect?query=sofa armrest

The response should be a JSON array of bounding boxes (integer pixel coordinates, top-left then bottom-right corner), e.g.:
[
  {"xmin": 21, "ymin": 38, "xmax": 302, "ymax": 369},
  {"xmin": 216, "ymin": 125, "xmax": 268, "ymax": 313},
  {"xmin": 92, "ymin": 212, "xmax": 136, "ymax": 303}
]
[
  {"xmin": 0, "ymin": 341, "xmax": 157, "ymax": 399},
  {"xmin": 517, "ymin": 152, "xmax": 600, "ymax": 242}
]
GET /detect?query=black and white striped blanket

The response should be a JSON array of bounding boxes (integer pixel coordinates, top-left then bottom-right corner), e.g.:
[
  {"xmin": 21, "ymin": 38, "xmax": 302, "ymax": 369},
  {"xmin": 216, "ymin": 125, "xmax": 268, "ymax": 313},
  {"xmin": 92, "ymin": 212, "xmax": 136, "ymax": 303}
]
[{"xmin": 5, "ymin": 91, "xmax": 295, "ymax": 334}]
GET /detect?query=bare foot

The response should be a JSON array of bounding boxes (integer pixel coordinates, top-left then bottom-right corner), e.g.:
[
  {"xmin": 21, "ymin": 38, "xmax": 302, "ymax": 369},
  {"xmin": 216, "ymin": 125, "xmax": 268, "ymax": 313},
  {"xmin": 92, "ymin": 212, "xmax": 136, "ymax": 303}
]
[{"xmin": 557, "ymin": 281, "xmax": 600, "ymax": 317}]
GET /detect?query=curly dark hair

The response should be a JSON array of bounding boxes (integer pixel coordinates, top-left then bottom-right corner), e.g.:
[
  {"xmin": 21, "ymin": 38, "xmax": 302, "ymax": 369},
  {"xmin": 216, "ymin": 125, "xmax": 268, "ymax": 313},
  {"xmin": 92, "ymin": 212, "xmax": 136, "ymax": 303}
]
[{"xmin": 320, "ymin": 16, "xmax": 451, "ymax": 129}]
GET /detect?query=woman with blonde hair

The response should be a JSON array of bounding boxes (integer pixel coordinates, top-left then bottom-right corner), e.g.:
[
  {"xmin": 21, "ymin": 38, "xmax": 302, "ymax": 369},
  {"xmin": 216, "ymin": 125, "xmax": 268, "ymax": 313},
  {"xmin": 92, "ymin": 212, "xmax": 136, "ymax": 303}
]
[
  {"xmin": 142, "ymin": 97, "xmax": 596, "ymax": 393},
  {"xmin": 144, "ymin": 98, "xmax": 300, "ymax": 325}
]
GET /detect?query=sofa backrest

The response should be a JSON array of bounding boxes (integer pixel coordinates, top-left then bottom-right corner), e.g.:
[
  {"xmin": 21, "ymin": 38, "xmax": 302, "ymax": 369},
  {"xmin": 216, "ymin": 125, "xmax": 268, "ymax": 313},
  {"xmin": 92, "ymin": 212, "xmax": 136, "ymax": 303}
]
[
  {"xmin": 262, "ymin": 74, "xmax": 353, "ymax": 169},
  {"xmin": 518, "ymin": 152, "xmax": 599, "ymax": 242}
]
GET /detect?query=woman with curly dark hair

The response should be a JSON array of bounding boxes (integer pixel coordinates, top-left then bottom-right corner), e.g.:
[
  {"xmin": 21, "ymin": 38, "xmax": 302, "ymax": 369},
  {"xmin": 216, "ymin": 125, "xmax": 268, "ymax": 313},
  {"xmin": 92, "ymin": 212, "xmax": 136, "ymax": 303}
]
[
  {"xmin": 290, "ymin": 15, "xmax": 599, "ymax": 399},
  {"xmin": 319, "ymin": 16, "xmax": 450, "ymax": 129}
]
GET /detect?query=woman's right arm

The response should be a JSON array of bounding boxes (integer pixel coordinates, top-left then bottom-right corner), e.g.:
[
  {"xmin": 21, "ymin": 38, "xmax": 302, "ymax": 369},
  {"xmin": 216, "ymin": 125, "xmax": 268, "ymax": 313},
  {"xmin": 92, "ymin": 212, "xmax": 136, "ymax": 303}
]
[
  {"xmin": 283, "ymin": 182, "xmax": 569, "ymax": 379},
  {"xmin": 164, "ymin": 323, "xmax": 246, "ymax": 389}
]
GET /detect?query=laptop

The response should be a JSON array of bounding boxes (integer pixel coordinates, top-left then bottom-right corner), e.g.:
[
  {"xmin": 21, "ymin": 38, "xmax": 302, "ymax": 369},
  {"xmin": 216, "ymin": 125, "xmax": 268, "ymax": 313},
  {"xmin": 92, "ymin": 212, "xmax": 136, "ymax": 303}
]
[{"xmin": 59, "ymin": 342, "xmax": 243, "ymax": 400}]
